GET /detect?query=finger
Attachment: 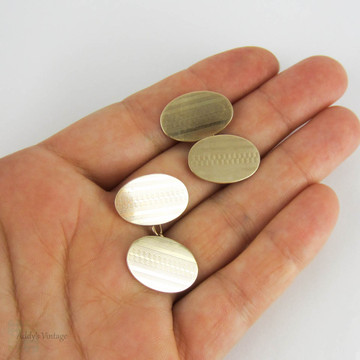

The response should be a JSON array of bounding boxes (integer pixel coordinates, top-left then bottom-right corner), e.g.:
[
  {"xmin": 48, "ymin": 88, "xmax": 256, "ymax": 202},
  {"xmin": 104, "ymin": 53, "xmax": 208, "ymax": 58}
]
[
  {"xmin": 173, "ymin": 184, "xmax": 339, "ymax": 359},
  {"xmin": 40, "ymin": 47, "xmax": 279, "ymax": 189},
  {"xmin": 115, "ymin": 56, "xmax": 348, "ymax": 223},
  {"xmin": 227, "ymin": 55, "xmax": 348, "ymax": 153},
  {"xmin": 167, "ymin": 106, "xmax": 359, "ymax": 283}
]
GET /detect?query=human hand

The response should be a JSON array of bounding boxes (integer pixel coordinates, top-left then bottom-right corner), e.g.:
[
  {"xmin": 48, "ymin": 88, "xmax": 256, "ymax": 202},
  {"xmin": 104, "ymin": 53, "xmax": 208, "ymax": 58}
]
[{"xmin": 0, "ymin": 47, "xmax": 359, "ymax": 359}]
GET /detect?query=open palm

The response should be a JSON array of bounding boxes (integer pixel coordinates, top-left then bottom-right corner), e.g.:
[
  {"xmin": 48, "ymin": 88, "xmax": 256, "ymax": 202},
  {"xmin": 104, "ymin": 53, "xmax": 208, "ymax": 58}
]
[{"xmin": 1, "ymin": 47, "xmax": 359, "ymax": 360}]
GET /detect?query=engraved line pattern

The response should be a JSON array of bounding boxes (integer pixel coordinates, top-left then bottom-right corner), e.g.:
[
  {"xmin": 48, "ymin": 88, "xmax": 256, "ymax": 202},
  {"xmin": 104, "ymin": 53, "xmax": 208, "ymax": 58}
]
[
  {"xmin": 118, "ymin": 189, "xmax": 188, "ymax": 212},
  {"xmin": 189, "ymin": 152, "xmax": 259, "ymax": 167},
  {"xmin": 171, "ymin": 120, "xmax": 225, "ymax": 137},
  {"xmin": 163, "ymin": 108, "xmax": 231, "ymax": 132},
  {"xmin": 128, "ymin": 247, "xmax": 196, "ymax": 280},
  {"xmin": 165, "ymin": 96, "xmax": 225, "ymax": 113}
]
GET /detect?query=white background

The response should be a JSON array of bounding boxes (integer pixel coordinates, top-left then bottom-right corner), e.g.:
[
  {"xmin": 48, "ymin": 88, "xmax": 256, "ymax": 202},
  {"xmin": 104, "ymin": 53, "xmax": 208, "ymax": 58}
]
[{"xmin": 1, "ymin": 1, "xmax": 359, "ymax": 359}]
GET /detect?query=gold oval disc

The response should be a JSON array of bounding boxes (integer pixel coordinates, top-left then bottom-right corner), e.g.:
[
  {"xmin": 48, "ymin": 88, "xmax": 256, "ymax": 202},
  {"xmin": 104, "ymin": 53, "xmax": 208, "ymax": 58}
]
[
  {"xmin": 127, "ymin": 236, "xmax": 198, "ymax": 293},
  {"xmin": 160, "ymin": 91, "xmax": 233, "ymax": 142},
  {"xmin": 115, "ymin": 174, "xmax": 188, "ymax": 225},
  {"xmin": 188, "ymin": 135, "xmax": 260, "ymax": 183}
]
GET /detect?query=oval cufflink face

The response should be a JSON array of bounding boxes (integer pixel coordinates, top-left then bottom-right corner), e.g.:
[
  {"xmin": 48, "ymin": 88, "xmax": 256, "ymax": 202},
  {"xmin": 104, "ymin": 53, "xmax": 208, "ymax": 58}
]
[
  {"xmin": 127, "ymin": 236, "xmax": 198, "ymax": 293},
  {"xmin": 188, "ymin": 134, "xmax": 260, "ymax": 183},
  {"xmin": 160, "ymin": 91, "xmax": 233, "ymax": 142},
  {"xmin": 115, "ymin": 174, "xmax": 189, "ymax": 226}
]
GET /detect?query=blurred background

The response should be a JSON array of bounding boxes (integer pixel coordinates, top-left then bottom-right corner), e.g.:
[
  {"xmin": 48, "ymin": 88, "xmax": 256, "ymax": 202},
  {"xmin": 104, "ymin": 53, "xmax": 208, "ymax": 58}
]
[{"xmin": 1, "ymin": 1, "xmax": 359, "ymax": 359}]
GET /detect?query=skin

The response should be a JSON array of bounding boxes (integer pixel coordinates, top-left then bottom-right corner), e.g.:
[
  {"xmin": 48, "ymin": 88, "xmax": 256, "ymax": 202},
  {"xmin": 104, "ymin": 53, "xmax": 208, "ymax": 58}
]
[{"xmin": 0, "ymin": 47, "xmax": 359, "ymax": 360}]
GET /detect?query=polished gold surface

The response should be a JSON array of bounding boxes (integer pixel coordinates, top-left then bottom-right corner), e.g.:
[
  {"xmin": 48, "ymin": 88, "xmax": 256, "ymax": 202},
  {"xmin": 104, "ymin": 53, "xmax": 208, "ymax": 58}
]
[
  {"xmin": 160, "ymin": 91, "xmax": 233, "ymax": 142},
  {"xmin": 127, "ymin": 235, "xmax": 198, "ymax": 293},
  {"xmin": 115, "ymin": 174, "xmax": 188, "ymax": 226},
  {"xmin": 188, "ymin": 134, "xmax": 260, "ymax": 183}
]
